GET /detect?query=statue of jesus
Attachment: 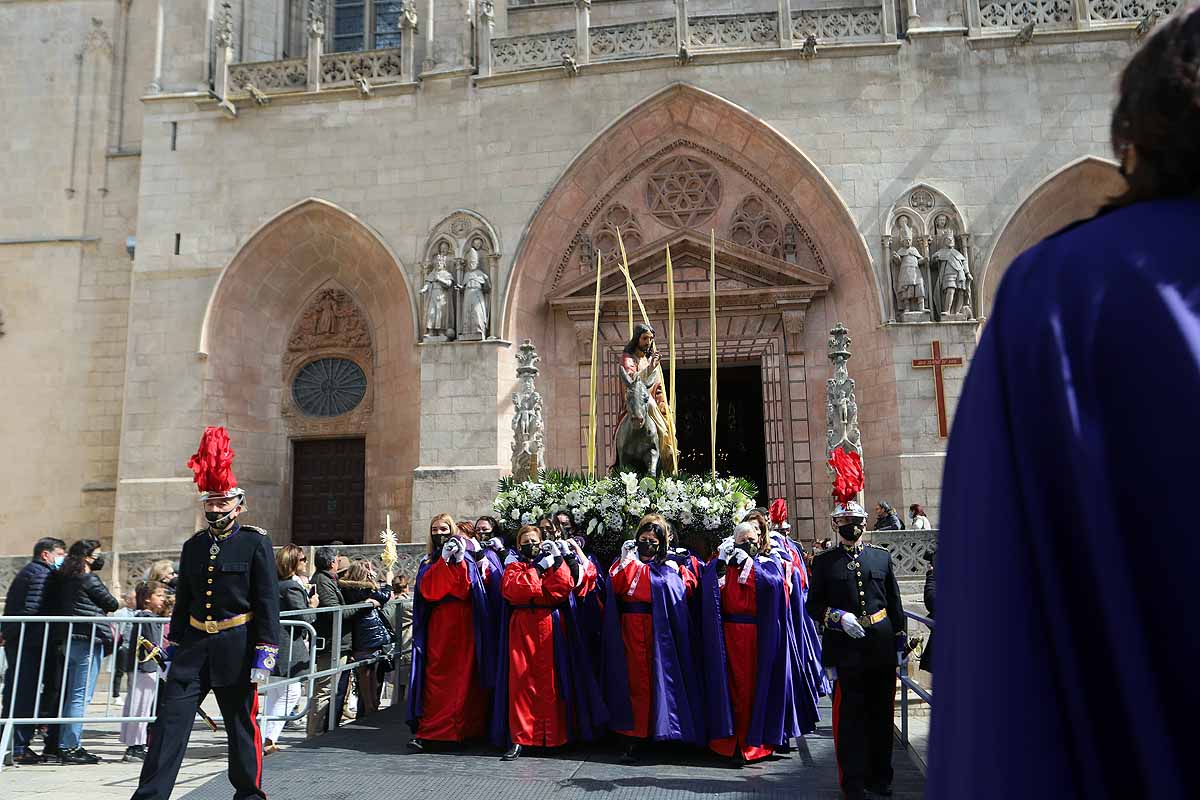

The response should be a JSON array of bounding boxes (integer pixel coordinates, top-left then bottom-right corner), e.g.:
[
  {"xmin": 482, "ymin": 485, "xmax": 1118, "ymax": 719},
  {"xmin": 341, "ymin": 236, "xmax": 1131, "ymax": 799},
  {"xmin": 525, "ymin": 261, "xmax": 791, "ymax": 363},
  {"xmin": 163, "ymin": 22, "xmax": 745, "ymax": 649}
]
[{"xmin": 613, "ymin": 322, "xmax": 678, "ymax": 473}]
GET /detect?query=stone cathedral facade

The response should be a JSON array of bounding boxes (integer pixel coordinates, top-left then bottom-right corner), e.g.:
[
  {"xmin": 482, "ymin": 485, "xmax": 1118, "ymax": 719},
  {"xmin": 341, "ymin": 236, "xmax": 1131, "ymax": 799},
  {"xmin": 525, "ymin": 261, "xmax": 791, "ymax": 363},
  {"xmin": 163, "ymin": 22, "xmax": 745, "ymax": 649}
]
[{"xmin": 0, "ymin": 0, "xmax": 1174, "ymax": 556}]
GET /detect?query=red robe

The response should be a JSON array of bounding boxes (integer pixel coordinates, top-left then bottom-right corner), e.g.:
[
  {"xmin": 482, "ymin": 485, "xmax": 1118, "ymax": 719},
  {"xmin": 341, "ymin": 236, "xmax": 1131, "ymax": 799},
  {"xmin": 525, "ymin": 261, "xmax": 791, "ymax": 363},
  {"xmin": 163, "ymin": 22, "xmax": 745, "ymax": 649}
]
[
  {"xmin": 416, "ymin": 558, "xmax": 488, "ymax": 741},
  {"xmin": 610, "ymin": 559, "xmax": 697, "ymax": 738},
  {"xmin": 709, "ymin": 562, "xmax": 789, "ymax": 761},
  {"xmin": 502, "ymin": 560, "xmax": 575, "ymax": 746}
]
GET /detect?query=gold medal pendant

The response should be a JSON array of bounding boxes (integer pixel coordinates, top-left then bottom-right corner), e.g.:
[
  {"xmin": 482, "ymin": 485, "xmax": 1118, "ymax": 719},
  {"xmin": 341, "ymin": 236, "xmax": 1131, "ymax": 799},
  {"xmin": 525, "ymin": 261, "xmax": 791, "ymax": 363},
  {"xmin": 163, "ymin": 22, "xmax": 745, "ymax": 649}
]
[{"xmin": 209, "ymin": 542, "xmax": 220, "ymax": 558}]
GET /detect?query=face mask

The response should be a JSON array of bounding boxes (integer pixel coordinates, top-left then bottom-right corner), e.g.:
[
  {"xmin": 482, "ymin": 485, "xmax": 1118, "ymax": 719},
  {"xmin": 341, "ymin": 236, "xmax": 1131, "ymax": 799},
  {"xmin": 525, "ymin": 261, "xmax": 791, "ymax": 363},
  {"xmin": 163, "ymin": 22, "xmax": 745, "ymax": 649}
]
[
  {"xmin": 432, "ymin": 534, "xmax": 450, "ymax": 551},
  {"xmin": 520, "ymin": 542, "xmax": 538, "ymax": 560},
  {"xmin": 52, "ymin": 554, "xmax": 65, "ymax": 569},
  {"xmin": 166, "ymin": 575, "xmax": 178, "ymax": 589},
  {"xmin": 90, "ymin": 554, "xmax": 106, "ymax": 572},
  {"xmin": 636, "ymin": 539, "xmax": 658, "ymax": 560},
  {"xmin": 838, "ymin": 524, "xmax": 863, "ymax": 542},
  {"xmin": 206, "ymin": 510, "xmax": 236, "ymax": 531},
  {"xmin": 737, "ymin": 541, "xmax": 757, "ymax": 558}
]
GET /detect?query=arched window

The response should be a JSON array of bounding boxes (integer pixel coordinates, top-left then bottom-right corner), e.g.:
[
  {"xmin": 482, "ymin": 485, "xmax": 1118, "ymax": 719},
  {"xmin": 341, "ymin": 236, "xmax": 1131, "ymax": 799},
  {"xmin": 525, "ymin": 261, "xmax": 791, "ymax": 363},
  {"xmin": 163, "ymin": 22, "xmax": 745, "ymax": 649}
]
[{"xmin": 331, "ymin": 0, "xmax": 403, "ymax": 53}]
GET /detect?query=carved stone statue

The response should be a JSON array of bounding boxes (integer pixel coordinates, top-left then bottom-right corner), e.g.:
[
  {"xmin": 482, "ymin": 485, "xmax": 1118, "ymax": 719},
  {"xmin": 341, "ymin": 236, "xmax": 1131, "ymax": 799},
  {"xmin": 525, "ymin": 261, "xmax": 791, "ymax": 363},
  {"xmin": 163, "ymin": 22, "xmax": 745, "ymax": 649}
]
[
  {"xmin": 932, "ymin": 229, "xmax": 973, "ymax": 319},
  {"xmin": 511, "ymin": 340, "xmax": 545, "ymax": 481},
  {"xmin": 891, "ymin": 219, "xmax": 928, "ymax": 318},
  {"xmin": 826, "ymin": 322, "xmax": 862, "ymax": 458},
  {"xmin": 420, "ymin": 241, "xmax": 456, "ymax": 340},
  {"xmin": 459, "ymin": 238, "xmax": 490, "ymax": 340}
]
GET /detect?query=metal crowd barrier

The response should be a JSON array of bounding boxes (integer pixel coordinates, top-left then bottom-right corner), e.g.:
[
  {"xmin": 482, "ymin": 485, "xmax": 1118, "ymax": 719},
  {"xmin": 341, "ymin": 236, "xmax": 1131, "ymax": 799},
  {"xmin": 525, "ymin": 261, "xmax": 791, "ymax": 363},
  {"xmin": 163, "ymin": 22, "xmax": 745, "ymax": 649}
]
[
  {"xmin": 0, "ymin": 602, "xmax": 396, "ymax": 772},
  {"xmin": 897, "ymin": 609, "xmax": 933, "ymax": 750}
]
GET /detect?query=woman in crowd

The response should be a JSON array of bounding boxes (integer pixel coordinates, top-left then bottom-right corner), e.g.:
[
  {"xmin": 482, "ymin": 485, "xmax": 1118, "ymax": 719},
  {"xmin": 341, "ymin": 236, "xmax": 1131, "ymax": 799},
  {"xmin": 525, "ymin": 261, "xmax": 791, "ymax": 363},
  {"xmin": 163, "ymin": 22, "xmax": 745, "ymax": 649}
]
[
  {"xmin": 702, "ymin": 522, "xmax": 802, "ymax": 766},
  {"xmin": 145, "ymin": 559, "xmax": 178, "ymax": 593},
  {"xmin": 407, "ymin": 513, "xmax": 493, "ymax": 750},
  {"xmin": 909, "ymin": 504, "xmax": 932, "ymax": 530},
  {"xmin": 603, "ymin": 514, "xmax": 704, "ymax": 763},
  {"xmin": 339, "ymin": 559, "xmax": 395, "ymax": 721},
  {"xmin": 492, "ymin": 524, "xmax": 605, "ymax": 760},
  {"xmin": 119, "ymin": 580, "xmax": 168, "ymax": 762},
  {"xmin": 48, "ymin": 539, "xmax": 119, "ymax": 764},
  {"xmin": 262, "ymin": 544, "xmax": 317, "ymax": 754}
]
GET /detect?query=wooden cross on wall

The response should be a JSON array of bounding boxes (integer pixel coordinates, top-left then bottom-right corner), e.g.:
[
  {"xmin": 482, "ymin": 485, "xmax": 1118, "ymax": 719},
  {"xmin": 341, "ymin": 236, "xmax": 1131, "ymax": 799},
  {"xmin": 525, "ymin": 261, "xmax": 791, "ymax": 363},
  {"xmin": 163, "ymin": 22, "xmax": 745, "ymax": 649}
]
[{"xmin": 912, "ymin": 340, "xmax": 963, "ymax": 438}]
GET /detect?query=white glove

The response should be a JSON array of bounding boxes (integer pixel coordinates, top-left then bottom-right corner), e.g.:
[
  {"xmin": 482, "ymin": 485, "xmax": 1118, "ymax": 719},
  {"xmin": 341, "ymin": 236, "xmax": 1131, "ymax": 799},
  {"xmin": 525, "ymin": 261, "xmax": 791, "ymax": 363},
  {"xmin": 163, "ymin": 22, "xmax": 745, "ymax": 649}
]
[
  {"xmin": 619, "ymin": 539, "xmax": 638, "ymax": 565},
  {"xmin": 837, "ymin": 611, "xmax": 866, "ymax": 639},
  {"xmin": 250, "ymin": 668, "xmax": 270, "ymax": 684},
  {"xmin": 485, "ymin": 537, "xmax": 505, "ymax": 553},
  {"xmin": 716, "ymin": 538, "xmax": 736, "ymax": 564},
  {"xmin": 441, "ymin": 538, "xmax": 457, "ymax": 562},
  {"xmin": 730, "ymin": 546, "xmax": 751, "ymax": 566},
  {"xmin": 536, "ymin": 551, "xmax": 556, "ymax": 571},
  {"xmin": 545, "ymin": 540, "xmax": 563, "ymax": 558}
]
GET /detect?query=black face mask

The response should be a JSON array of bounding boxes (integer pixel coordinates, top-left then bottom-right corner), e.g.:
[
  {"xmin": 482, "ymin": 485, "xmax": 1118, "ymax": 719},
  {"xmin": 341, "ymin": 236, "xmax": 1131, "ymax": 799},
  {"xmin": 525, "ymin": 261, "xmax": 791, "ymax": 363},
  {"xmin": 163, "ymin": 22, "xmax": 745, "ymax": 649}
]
[
  {"xmin": 206, "ymin": 510, "xmax": 236, "ymax": 531},
  {"xmin": 90, "ymin": 554, "xmax": 106, "ymax": 572},
  {"xmin": 166, "ymin": 575, "xmax": 179, "ymax": 589},
  {"xmin": 520, "ymin": 542, "xmax": 538, "ymax": 560},
  {"xmin": 838, "ymin": 524, "xmax": 863, "ymax": 542},
  {"xmin": 737, "ymin": 542, "xmax": 757, "ymax": 559},
  {"xmin": 636, "ymin": 539, "xmax": 659, "ymax": 560},
  {"xmin": 431, "ymin": 534, "xmax": 450, "ymax": 551}
]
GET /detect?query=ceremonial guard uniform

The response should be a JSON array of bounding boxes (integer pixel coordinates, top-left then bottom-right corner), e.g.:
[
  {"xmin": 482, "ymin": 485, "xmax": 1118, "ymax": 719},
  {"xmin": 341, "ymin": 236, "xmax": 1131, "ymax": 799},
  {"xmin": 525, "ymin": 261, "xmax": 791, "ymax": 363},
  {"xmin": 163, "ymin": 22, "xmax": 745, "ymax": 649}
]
[
  {"xmin": 132, "ymin": 427, "xmax": 280, "ymax": 800},
  {"xmin": 807, "ymin": 501, "xmax": 906, "ymax": 800}
]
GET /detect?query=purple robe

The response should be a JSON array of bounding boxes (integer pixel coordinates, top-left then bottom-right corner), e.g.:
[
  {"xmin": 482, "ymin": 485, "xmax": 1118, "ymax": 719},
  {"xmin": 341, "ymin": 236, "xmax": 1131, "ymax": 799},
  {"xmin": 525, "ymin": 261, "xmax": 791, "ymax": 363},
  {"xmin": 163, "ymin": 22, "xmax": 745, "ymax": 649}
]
[
  {"xmin": 700, "ymin": 556, "xmax": 802, "ymax": 747},
  {"xmin": 406, "ymin": 555, "xmax": 494, "ymax": 732},
  {"xmin": 931, "ymin": 198, "xmax": 1200, "ymax": 799},
  {"xmin": 601, "ymin": 560, "xmax": 705, "ymax": 743}
]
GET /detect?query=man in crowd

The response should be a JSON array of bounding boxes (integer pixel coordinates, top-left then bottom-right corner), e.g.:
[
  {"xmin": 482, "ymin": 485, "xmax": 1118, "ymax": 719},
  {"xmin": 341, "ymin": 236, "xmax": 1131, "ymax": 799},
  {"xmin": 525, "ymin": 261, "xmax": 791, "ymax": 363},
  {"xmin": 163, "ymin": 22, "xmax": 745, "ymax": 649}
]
[
  {"xmin": 870, "ymin": 502, "xmax": 903, "ymax": 532},
  {"xmin": 1, "ymin": 536, "xmax": 67, "ymax": 766}
]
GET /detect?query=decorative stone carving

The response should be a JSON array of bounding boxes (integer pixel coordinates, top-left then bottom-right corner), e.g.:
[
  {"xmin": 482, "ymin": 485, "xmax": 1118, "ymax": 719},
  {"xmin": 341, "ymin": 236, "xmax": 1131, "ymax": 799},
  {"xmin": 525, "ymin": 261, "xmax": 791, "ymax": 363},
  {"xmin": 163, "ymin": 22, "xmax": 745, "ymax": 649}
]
[
  {"xmin": 230, "ymin": 58, "xmax": 307, "ymax": 93},
  {"xmin": 688, "ymin": 13, "xmax": 779, "ymax": 48},
  {"xmin": 729, "ymin": 195, "xmax": 783, "ymax": 259},
  {"xmin": 931, "ymin": 226, "xmax": 974, "ymax": 320},
  {"xmin": 306, "ymin": 0, "xmax": 325, "ymax": 38},
  {"xmin": 826, "ymin": 322, "xmax": 862, "ymax": 458},
  {"xmin": 645, "ymin": 155, "xmax": 722, "ymax": 229},
  {"xmin": 285, "ymin": 287, "xmax": 372, "ymax": 365},
  {"xmin": 492, "ymin": 30, "xmax": 577, "ymax": 73},
  {"xmin": 511, "ymin": 339, "xmax": 546, "ymax": 482},
  {"xmin": 459, "ymin": 238, "xmax": 492, "ymax": 341},
  {"xmin": 421, "ymin": 210, "xmax": 503, "ymax": 343},
  {"xmin": 216, "ymin": 2, "xmax": 235, "ymax": 49},
  {"xmin": 980, "ymin": 0, "xmax": 1075, "ymax": 28},
  {"xmin": 884, "ymin": 185, "xmax": 970, "ymax": 322},
  {"xmin": 321, "ymin": 48, "xmax": 404, "ymax": 87},
  {"xmin": 421, "ymin": 242, "xmax": 457, "ymax": 341},
  {"xmin": 792, "ymin": 7, "xmax": 882, "ymax": 42},
  {"xmin": 590, "ymin": 19, "xmax": 676, "ymax": 60},
  {"xmin": 574, "ymin": 230, "xmax": 595, "ymax": 270},
  {"xmin": 891, "ymin": 216, "xmax": 929, "ymax": 321},
  {"xmin": 1091, "ymin": 0, "xmax": 1180, "ymax": 23},
  {"xmin": 592, "ymin": 204, "xmax": 642, "ymax": 261}
]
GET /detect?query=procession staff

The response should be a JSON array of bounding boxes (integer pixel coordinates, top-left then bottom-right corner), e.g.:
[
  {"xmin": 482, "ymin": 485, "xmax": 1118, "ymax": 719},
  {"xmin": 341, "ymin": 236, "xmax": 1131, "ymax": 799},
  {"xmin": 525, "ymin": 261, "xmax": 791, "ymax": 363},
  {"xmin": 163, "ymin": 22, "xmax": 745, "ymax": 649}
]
[
  {"xmin": 807, "ymin": 501, "xmax": 906, "ymax": 800},
  {"xmin": 702, "ymin": 522, "xmax": 801, "ymax": 766},
  {"xmin": 407, "ymin": 514, "xmax": 493, "ymax": 750},
  {"xmin": 602, "ymin": 514, "xmax": 704, "ymax": 763},
  {"xmin": 131, "ymin": 427, "xmax": 280, "ymax": 800},
  {"xmin": 491, "ymin": 525, "xmax": 606, "ymax": 760}
]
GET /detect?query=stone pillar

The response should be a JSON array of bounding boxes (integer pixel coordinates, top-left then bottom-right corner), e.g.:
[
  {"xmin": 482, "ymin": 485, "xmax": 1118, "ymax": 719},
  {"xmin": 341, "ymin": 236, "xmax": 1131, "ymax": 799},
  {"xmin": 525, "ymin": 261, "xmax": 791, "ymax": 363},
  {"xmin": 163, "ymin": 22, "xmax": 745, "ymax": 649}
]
[
  {"xmin": 306, "ymin": 0, "xmax": 324, "ymax": 93},
  {"xmin": 421, "ymin": 0, "xmax": 435, "ymax": 73},
  {"xmin": 826, "ymin": 322, "xmax": 863, "ymax": 515},
  {"xmin": 410, "ymin": 340, "xmax": 515, "ymax": 540},
  {"xmin": 1072, "ymin": 0, "xmax": 1092, "ymax": 29},
  {"xmin": 966, "ymin": 0, "xmax": 982, "ymax": 37},
  {"xmin": 675, "ymin": 0, "xmax": 690, "ymax": 51},
  {"xmin": 478, "ymin": 1, "xmax": 494, "ymax": 78},
  {"xmin": 905, "ymin": 0, "xmax": 921, "ymax": 31},
  {"xmin": 880, "ymin": 235, "xmax": 895, "ymax": 322},
  {"xmin": 882, "ymin": 0, "xmax": 899, "ymax": 40},
  {"xmin": 510, "ymin": 340, "xmax": 545, "ymax": 482},
  {"xmin": 777, "ymin": 0, "xmax": 793, "ymax": 48},
  {"xmin": 575, "ymin": 0, "xmax": 591, "ymax": 65},
  {"xmin": 213, "ymin": 1, "xmax": 234, "ymax": 100},
  {"xmin": 149, "ymin": 0, "xmax": 165, "ymax": 91},
  {"xmin": 401, "ymin": 0, "xmax": 419, "ymax": 80}
]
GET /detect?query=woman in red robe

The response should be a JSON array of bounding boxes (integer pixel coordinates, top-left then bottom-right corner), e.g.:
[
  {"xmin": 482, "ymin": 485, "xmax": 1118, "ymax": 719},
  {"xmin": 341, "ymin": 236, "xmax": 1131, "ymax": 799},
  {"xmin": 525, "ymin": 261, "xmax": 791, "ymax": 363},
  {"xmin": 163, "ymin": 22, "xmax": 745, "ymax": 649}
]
[{"xmin": 407, "ymin": 513, "xmax": 492, "ymax": 750}]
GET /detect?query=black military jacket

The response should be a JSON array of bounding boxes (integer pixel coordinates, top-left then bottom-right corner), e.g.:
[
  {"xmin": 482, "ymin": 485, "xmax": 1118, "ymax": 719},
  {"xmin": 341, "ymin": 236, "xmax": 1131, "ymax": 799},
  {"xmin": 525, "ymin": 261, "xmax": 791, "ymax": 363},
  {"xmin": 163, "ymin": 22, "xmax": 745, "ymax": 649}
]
[
  {"xmin": 168, "ymin": 523, "xmax": 280, "ymax": 687},
  {"xmin": 806, "ymin": 541, "xmax": 906, "ymax": 671}
]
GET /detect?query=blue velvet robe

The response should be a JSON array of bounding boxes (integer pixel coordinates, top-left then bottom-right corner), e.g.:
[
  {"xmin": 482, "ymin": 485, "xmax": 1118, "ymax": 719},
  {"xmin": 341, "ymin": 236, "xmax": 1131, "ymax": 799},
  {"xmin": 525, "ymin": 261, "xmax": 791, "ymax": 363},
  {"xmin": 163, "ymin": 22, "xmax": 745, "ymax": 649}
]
[{"xmin": 931, "ymin": 199, "xmax": 1200, "ymax": 799}]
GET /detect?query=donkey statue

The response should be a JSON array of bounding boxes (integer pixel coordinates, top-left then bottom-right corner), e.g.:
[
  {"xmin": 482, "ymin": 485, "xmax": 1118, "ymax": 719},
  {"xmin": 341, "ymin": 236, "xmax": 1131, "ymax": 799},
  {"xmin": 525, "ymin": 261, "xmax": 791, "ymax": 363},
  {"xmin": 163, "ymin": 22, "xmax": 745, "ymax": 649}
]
[{"xmin": 615, "ymin": 370, "xmax": 660, "ymax": 477}]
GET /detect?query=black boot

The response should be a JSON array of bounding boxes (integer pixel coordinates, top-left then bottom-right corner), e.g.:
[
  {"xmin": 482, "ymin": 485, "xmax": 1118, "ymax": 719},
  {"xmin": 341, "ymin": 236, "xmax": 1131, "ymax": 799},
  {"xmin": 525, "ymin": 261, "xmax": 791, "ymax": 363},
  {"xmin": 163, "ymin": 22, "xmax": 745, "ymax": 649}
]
[
  {"xmin": 866, "ymin": 783, "xmax": 893, "ymax": 797},
  {"xmin": 620, "ymin": 741, "xmax": 638, "ymax": 764},
  {"xmin": 502, "ymin": 743, "xmax": 522, "ymax": 761}
]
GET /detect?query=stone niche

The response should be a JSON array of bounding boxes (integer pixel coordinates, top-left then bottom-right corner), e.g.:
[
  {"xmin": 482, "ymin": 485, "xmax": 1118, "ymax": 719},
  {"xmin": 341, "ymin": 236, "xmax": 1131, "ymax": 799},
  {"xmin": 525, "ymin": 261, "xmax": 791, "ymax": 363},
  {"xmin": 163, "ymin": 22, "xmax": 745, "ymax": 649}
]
[
  {"xmin": 418, "ymin": 210, "xmax": 502, "ymax": 343},
  {"xmin": 882, "ymin": 185, "xmax": 975, "ymax": 323}
]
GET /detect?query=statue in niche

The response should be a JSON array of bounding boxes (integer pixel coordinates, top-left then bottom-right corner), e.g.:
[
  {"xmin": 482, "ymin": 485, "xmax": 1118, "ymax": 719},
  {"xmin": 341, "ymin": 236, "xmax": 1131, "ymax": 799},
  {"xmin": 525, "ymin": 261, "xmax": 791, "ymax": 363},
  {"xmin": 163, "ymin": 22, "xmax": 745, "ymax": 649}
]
[
  {"xmin": 459, "ymin": 237, "xmax": 491, "ymax": 340},
  {"xmin": 421, "ymin": 241, "xmax": 456, "ymax": 340},
  {"xmin": 314, "ymin": 291, "xmax": 338, "ymax": 335},
  {"xmin": 891, "ymin": 218, "xmax": 928, "ymax": 317},
  {"xmin": 932, "ymin": 228, "xmax": 973, "ymax": 318}
]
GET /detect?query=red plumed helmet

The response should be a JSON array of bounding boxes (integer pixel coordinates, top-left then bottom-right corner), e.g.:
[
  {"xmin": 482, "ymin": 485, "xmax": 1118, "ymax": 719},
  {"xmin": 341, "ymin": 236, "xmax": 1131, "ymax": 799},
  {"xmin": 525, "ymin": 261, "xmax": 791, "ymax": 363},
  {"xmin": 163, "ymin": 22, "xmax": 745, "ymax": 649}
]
[
  {"xmin": 769, "ymin": 498, "xmax": 788, "ymax": 525},
  {"xmin": 827, "ymin": 448, "xmax": 864, "ymax": 505},
  {"xmin": 187, "ymin": 426, "xmax": 239, "ymax": 497}
]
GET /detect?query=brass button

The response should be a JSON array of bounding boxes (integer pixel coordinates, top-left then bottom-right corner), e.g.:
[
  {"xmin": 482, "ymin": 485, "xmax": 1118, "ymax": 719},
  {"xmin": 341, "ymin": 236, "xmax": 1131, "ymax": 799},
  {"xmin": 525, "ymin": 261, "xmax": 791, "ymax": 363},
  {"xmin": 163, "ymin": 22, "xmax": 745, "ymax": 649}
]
[
  {"xmin": 858, "ymin": 581, "xmax": 863, "ymax": 587},
  {"xmin": 205, "ymin": 590, "xmax": 213, "ymax": 596},
  {"xmin": 206, "ymin": 615, "xmax": 213, "ymax": 620},
  {"xmin": 208, "ymin": 566, "xmax": 215, "ymax": 572},
  {"xmin": 207, "ymin": 578, "xmax": 214, "ymax": 584},
  {"xmin": 205, "ymin": 602, "xmax": 212, "ymax": 608},
  {"xmin": 860, "ymin": 591, "xmax": 865, "ymax": 596}
]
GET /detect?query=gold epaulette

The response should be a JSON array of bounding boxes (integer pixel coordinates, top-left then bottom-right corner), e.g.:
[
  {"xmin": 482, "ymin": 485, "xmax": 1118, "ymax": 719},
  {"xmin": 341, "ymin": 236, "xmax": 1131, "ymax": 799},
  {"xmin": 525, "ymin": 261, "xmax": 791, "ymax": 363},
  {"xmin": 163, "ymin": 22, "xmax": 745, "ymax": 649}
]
[{"xmin": 241, "ymin": 525, "xmax": 270, "ymax": 536}]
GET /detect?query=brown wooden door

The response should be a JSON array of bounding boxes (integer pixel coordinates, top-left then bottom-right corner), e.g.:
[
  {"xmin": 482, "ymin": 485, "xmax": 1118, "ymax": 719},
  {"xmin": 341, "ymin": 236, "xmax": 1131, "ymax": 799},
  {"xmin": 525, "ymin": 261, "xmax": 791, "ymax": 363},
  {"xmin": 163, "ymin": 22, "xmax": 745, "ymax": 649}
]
[{"xmin": 291, "ymin": 438, "xmax": 365, "ymax": 545}]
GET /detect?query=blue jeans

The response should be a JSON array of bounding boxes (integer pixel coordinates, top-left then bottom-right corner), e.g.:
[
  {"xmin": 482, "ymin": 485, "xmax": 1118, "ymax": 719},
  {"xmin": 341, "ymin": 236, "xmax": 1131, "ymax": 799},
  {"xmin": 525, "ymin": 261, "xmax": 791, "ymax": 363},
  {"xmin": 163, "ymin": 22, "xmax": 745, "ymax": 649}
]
[{"xmin": 59, "ymin": 637, "xmax": 103, "ymax": 750}]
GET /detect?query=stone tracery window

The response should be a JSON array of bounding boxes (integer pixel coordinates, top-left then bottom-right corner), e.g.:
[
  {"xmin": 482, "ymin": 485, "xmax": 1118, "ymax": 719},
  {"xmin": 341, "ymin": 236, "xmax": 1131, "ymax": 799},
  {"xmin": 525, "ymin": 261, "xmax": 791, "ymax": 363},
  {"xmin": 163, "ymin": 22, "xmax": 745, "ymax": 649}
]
[
  {"xmin": 592, "ymin": 204, "xmax": 643, "ymax": 261},
  {"xmin": 331, "ymin": 0, "xmax": 403, "ymax": 52},
  {"xmin": 645, "ymin": 155, "xmax": 722, "ymax": 229},
  {"xmin": 292, "ymin": 357, "xmax": 368, "ymax": 417},
  {"xmin": 729, "ymin": 195, "xmax": 783, "ymax": 259}
]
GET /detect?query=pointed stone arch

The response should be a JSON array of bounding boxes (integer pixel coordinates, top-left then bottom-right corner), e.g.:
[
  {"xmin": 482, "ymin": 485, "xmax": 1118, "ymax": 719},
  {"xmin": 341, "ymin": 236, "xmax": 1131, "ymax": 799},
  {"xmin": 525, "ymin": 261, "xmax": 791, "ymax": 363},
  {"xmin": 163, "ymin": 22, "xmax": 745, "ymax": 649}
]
[
  {"xmin": 199, "ymin": 198, "xmax": 419, "ymax": 542},
  {"xmin": 499, "ymin": 83, "xmax": 898, "ymax": 541},
  {"xmin": 981, "ymin": 156, "xmax": 1124, "ymax": 316}
]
